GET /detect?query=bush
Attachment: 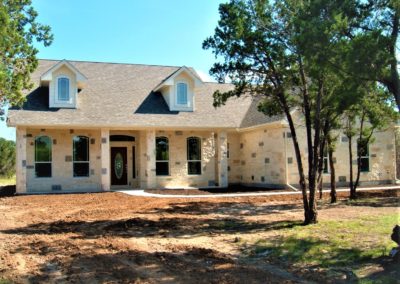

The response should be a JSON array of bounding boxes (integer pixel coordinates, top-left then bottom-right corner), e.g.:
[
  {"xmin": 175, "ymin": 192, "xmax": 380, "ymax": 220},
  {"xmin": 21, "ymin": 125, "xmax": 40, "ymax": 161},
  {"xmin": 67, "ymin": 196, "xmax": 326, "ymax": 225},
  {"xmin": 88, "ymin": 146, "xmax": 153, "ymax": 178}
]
[
  {"xmin": 0, "ymin": 185, "xmax": 16, "ymax": 197},
  {"xmin": 0, "ymin": 138, "xmax": 16, "ymax": 178}
]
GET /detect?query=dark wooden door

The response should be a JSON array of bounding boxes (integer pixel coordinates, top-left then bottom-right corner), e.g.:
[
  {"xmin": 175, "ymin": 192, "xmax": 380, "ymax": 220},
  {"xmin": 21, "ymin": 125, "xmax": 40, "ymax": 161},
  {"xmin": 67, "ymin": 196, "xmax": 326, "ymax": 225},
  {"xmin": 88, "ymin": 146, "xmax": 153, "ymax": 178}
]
[{"xmin": 111, "ymin": 147, "xmax": 127, "ymax": 185}]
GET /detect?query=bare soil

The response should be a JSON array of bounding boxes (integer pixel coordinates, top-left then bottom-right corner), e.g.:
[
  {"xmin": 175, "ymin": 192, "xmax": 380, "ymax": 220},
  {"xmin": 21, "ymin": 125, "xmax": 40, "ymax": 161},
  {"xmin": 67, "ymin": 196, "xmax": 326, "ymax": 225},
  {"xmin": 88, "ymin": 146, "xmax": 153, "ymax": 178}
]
[{"xmin": 0, "ymin": 189, "xmax": 398, "ymax": 283}]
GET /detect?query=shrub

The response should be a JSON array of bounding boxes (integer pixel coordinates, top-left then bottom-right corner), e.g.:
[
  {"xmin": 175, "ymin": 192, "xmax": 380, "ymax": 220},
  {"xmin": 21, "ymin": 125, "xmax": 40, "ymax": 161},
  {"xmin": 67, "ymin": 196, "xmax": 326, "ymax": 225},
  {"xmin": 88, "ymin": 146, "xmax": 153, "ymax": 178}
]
[{"xmin": 0, "ymin": 138, "xmax": 16, "ymax": 178}]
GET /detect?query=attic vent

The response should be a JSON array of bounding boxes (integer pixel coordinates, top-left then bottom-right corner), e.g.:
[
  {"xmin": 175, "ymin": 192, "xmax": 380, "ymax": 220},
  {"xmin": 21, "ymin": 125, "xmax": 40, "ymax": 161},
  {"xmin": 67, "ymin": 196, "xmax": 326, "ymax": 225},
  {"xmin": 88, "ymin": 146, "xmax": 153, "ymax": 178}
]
[{"xmin": 52, "ymin": 185, "xmax": 62, "ymax": 191}]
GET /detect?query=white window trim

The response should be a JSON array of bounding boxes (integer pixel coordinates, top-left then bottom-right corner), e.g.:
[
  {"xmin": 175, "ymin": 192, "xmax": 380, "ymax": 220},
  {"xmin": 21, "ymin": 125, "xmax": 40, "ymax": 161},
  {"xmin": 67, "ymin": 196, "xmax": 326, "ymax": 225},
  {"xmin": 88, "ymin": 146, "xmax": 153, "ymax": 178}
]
[
  {"xmin": 323, "ymin": 150, "xmax": 329, "ymax": 174},
  {"xmin": 34, "ymin": 136, "xmax": 53, "ymax": 179},
  {"xmin": 176, "ymin": 80, "xmax": 189, "ymax": 106},
  {"xmin": 55, "ymin": 75, "xmax": 71, "ymax": 103}
]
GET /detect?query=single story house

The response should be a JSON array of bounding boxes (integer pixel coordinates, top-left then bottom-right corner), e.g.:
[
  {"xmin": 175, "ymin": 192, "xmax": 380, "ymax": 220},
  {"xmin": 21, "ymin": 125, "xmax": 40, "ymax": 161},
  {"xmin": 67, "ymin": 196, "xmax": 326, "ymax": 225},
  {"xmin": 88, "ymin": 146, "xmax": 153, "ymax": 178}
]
[{"xmin": 7, "ymin": 59, "xmax": 399, "ymax": 193}]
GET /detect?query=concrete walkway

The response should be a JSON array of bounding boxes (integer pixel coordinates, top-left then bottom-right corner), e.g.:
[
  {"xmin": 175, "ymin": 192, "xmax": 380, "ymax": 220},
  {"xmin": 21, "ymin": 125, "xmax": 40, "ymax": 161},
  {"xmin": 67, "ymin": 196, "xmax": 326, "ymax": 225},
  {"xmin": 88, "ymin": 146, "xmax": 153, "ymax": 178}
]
[{"xmin": 117, "ymin": 185, "xmax": 400, "ymax": 198}]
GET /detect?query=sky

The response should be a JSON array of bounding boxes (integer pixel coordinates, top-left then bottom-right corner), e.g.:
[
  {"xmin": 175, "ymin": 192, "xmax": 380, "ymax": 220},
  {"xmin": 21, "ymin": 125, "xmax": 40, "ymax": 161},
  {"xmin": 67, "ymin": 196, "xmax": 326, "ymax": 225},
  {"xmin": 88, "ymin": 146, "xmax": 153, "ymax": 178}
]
[{"xmin": 0, "ymin": 0, "xmax": 226, "ymax": 140}]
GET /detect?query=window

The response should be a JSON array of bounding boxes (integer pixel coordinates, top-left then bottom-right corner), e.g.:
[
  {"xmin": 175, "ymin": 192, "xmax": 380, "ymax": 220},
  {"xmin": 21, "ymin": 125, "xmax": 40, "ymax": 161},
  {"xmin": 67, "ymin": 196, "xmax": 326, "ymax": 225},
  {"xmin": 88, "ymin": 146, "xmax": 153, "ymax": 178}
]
[
  {"xmin": 357, "ymin": 140, "xmax": 369, "ymax": 172},
  {"xmin": 177, "ymin": 82, "xmax": 188, "ymax": 105},
  {"xmin": 156, "ymin": 137, "xmax": 169, "ymax": 176},
  {"xmin": 187, "ymin": 137, "xmax": 201, "ymax": 175},
  {"xmin": 35, "ymin": 136, "xmax": 52, "ymax": 177},
  {"xmin": 323, "ymin": 148, "xmax": 329, "ymax": 174},
  {"xmin": 73, "ymin": 136, "xmax": 89, "ymax": 177},
  {"xmin": 57, "ymin": 77, "xmax": 70, "ymax": 101}
]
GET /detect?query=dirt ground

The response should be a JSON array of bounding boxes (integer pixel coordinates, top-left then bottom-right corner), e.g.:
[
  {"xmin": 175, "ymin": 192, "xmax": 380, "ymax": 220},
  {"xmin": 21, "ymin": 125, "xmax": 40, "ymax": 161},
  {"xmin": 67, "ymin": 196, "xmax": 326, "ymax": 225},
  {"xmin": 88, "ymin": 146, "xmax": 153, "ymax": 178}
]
[{"xmin": 0, "ymin": 190, "xmax": 398, "ymax": 283}]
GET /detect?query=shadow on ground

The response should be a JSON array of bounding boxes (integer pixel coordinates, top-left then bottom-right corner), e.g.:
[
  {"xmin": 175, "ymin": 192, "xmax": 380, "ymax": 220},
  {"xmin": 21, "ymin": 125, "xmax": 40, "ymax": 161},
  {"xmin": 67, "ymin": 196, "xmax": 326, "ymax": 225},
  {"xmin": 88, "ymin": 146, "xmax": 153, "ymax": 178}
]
[{"xmin": 1, "ymin": 217, "xmax": 302, "ymax": 239}]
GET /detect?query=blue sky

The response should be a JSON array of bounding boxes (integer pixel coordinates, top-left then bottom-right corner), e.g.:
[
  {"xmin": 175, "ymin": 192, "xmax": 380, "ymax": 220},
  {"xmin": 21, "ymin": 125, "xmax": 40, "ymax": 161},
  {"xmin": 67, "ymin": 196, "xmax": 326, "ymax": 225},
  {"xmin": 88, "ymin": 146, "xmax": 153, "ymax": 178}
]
[{"xmin": 0, "ymin": 0, "xmax": 226, "ymax": 140}]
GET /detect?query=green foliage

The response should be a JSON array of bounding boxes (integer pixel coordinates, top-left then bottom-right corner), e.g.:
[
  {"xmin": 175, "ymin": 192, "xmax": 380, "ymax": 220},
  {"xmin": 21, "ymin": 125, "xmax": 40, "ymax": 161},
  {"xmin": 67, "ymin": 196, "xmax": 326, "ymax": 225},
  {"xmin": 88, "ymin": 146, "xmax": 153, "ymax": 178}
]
[
  {"xmin": 0, "ymin": 0, "xmax": 53, "ymax": 118},
  {"xmin": 0, "ymin": 138, "xmax": 16, "ymax": 178},
  {"xmin": 250, "ymin": 211, "xmax": 398, "ymax": 280}
]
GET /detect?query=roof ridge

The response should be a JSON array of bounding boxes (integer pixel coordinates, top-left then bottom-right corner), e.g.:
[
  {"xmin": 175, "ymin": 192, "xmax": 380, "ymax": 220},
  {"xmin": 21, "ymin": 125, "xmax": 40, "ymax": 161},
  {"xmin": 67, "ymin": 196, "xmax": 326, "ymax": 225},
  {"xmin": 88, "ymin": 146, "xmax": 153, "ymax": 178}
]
[{"xmin": 38, "ymin": 58, "xmax": 184, "ymax": 69}]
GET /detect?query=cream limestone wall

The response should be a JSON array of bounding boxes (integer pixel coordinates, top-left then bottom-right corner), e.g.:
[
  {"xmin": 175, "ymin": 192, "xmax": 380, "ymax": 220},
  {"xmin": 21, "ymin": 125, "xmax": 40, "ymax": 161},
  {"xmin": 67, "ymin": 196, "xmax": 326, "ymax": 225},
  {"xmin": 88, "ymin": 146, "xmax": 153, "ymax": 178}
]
[
  {"xmin": 237, "ymin": 126, "xmax": 287, "ymax": 187},
  {"xmin": 284, "ymin": 125, "xmax": 397, "ymax": 186},
  {"xmin": 19, "ymin": 123, "xmax": 396, "ymax": 193},
  {"xmin": 227, "ymin": 132, "xmax": 241, "ymax": 184},
  {"xmin": 153, "ymin": 130, "xmax": 217, "ymax": 188},
  {"xmin": 25, "ymin": 128, "xmax": 102, "ymax": 192}
]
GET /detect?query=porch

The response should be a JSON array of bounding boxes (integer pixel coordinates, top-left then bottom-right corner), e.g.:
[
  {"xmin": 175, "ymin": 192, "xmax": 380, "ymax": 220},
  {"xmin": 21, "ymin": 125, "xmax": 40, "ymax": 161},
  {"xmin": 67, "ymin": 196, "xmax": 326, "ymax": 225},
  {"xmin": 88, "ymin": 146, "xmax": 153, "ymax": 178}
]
[{"xmin": 16, "ymin": 127, "xmax": 229, "ymax": 193}]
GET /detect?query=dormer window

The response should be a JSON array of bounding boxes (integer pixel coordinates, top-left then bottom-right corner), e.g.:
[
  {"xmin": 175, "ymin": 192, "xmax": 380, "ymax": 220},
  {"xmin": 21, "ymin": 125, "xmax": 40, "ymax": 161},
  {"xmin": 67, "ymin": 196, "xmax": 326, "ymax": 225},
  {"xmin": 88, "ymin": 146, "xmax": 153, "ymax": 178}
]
[
  {"xmin": 57, "ymin": 76, "xmax": 70, "ymax": 101},
  {"xmin": 176, "ymin": 82, "xmax": 188, "ymax": 105}
]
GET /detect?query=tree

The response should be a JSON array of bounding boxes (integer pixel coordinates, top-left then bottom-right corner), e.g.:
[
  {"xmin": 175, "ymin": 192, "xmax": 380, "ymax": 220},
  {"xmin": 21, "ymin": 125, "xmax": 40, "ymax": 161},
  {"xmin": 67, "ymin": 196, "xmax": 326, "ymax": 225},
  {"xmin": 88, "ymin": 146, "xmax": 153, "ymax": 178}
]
[
  {"xmin": 204, "ymin": 0, "xmax": 348, "ymax": 224},
  {"xmin": 345, "ymin": 87, "xmax": 398, "ymax": 199},
  {"xmin": 0, "ymin": 0, "xmax": 53, "ymax": 118},
  {"xmin": 0, "ymin": 138, "xmax": 16, "ymax": 178},
  {"xmin": 327, "ymin": 0, "xmax": 400, "ymax": 110}
]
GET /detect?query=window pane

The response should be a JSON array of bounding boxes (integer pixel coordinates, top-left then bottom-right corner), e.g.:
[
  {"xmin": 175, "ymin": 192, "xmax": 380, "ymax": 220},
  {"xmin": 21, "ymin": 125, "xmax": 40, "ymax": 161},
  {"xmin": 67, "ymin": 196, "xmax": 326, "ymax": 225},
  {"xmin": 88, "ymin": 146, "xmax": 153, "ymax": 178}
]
[
  {"xmin": 187, "ymin": 137, "xmax": 201, "ymax": 161},
  {"xmin": 156, "ymin": 137, "xmax": 169, "ymax": 161},
  {"xmin": 156, "ymin": 161, "xmax": 169, "ymax": 176},
  {"xmin": 73, "ymin": 136, "xmax": 89, "ymax": 161},
  {"xmin": 188, "ymin": 161, "xmax": 201, "ymax": 175},
  {"xmin": 35, "ymin": 163, "xmax": 52, "ymax": 177},
  {"xmin": 323, "ymin": 158, "xmax": 329, "ymax": 173},
  {"xmin": 360, "ymin": 158, "xmax": 369, "ymax": 172},
  {"xmin": 177, "ymin": 83, "xmax": 187, "ymax": 104},
  {"xmin": 73, "ymin": 162, "xmax": 89, "ymax": 177},
  {"xmin": 35, "ymin": 136, "xmax": 52, "ymax": 162},
  {"xmin": 58, "ymin": 78, "xmax": 69, "ymax": 101}
]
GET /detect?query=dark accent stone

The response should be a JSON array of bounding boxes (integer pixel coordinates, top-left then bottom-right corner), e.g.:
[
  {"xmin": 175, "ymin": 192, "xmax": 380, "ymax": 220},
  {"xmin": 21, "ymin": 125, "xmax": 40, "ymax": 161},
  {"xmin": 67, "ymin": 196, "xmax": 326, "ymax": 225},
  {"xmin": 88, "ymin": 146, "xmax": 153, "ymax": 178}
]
[
  {"xmin": 265, "ymin": 158, "xmax": 270, "ymax": 164},
  {"xmin": 90, "ymin": 138, "xmax": 96, "ymax": 144},
  {"xmin": 339, "ymin": 176, "xmax": 346, "ymax": 182},
  {"xmin": 102, "ymin": 168, "xmax": 107, "ymax": 175},
  {"xmin": 101, "ymin": 137, "xmax": 107, "ymax": 144},
  {"xmin": 22, "ymin": 160, "xmax": 26, "ymax": 167},
  {"xmin": 287, "ymin": 157, "xmax": 293, "ymax": 164},
  {"xmin": 65, "ymin": 156, "xmax": 72, "ymax": 162},
  {"xmin": 26, "ymin": 165, "xmax": 34, "ymax": 169},
  {"xmin": 53, "ymin": 139, "xmax": 57, "ymax": 145},
  {"xmin": 52, "ymin": 185, "xmax": 62, "ymax": 191}
]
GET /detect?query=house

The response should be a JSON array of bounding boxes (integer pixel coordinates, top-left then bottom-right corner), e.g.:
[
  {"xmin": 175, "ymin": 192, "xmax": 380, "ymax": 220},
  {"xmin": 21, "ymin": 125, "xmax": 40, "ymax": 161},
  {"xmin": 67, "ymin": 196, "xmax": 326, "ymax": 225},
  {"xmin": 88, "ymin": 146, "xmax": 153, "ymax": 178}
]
[{"xmin": 7, "ymin": 59, "xmax": 399, "ymax": 194}]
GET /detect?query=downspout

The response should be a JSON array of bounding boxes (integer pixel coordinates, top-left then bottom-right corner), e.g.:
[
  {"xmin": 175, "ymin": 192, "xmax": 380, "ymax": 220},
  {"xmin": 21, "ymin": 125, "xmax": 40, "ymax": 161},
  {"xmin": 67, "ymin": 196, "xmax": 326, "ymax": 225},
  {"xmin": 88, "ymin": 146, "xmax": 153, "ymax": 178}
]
[{"xmin": 284, "ymin": 128, "xmax": 299, "ymax": 191}]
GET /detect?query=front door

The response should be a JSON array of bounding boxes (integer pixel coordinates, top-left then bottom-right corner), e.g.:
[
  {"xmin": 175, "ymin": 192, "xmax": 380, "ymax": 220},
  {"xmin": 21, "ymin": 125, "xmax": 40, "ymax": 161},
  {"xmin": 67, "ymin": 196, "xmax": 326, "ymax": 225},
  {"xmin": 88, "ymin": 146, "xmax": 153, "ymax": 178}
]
[{"xmin": 111, "ymin": 147, "xmax": 128, "ymax": 186}]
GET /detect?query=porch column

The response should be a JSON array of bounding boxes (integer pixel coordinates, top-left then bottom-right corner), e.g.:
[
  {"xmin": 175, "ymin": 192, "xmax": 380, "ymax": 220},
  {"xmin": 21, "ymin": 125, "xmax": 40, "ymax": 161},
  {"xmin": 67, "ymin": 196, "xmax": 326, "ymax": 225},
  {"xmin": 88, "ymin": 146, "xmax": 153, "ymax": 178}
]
[
  {"xmin": 101, "ymin": 128, "xmax": 110, "ymax": 191},
  {"xmin": 216, "ymin": 131, "xmax": 228, "ymax": 187},
  {"xmin": 16, "ymin": 127, "xmax": 27, "ymax": 194},
  {"xmin": 139, "ymin": 130, "xmax": 156, "ymax": 189}
]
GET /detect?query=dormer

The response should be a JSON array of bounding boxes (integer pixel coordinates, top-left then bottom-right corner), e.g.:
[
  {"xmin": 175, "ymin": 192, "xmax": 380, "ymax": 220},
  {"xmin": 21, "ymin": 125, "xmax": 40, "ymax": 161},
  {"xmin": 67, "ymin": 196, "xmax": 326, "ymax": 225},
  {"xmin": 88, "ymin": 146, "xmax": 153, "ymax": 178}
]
[
  {"xmin": 153, "ymin": 66, "xmax": 203, "ymax": 112},
  {"xmin": 40, "ymin": 60, "xmax": 87, "ymax": 108}
]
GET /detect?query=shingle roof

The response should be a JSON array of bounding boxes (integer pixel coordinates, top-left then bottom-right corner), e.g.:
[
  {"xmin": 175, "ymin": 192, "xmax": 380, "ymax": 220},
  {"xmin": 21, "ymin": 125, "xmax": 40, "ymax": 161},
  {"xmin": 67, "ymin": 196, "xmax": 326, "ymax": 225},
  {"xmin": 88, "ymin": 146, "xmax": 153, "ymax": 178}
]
[{"xmin": 8, "ymin": 59, "xmax": 284, "ymax": 129}]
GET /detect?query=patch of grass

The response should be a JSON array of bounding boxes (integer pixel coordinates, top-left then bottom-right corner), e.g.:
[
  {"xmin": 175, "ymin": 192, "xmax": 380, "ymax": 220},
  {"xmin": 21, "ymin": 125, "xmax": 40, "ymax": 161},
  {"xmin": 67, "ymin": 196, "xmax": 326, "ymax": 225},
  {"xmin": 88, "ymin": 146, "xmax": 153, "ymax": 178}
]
[
  {"xmin": 250, "ymin": 213, "xmax": 398, "ymax": 280},
  {"xmin": 0, "ymin": 278, "xmax": 12, "ymax": 284},
  {"xmin": 0, "ymin": 176, "xmax": 16, "ymax": 186}
]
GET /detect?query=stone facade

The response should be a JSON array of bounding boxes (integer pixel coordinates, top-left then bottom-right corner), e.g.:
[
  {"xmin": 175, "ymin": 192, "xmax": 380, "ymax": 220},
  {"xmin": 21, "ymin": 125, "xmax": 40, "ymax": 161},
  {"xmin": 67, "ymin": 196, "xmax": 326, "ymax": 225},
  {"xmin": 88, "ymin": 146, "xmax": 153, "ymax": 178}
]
[{"xmin": 15, "ymin": 123, "xmax": 397, "ymax": 193}]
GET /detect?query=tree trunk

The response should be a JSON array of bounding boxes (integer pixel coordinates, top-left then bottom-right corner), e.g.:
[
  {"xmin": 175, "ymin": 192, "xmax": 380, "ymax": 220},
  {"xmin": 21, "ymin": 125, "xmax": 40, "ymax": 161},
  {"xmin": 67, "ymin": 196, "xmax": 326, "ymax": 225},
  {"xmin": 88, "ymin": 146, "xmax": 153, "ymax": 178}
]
[
  {"xmin": 348, "ymin": 135, "xmax": 356, "ymax": 199},
  {"xmin": 328, "ymin": 140, "xmax": 336, "ymax": 203},
  {"xmin": 279, "ymin": 94, "xmax": 309, "ymax": 222},
  {"xmin": 317, "ymin": 139, "xmax": 325, "ymax": 199},
  {"xmin": 390, "ymin": 10, "xmax": 400, "ymax": 111}
]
